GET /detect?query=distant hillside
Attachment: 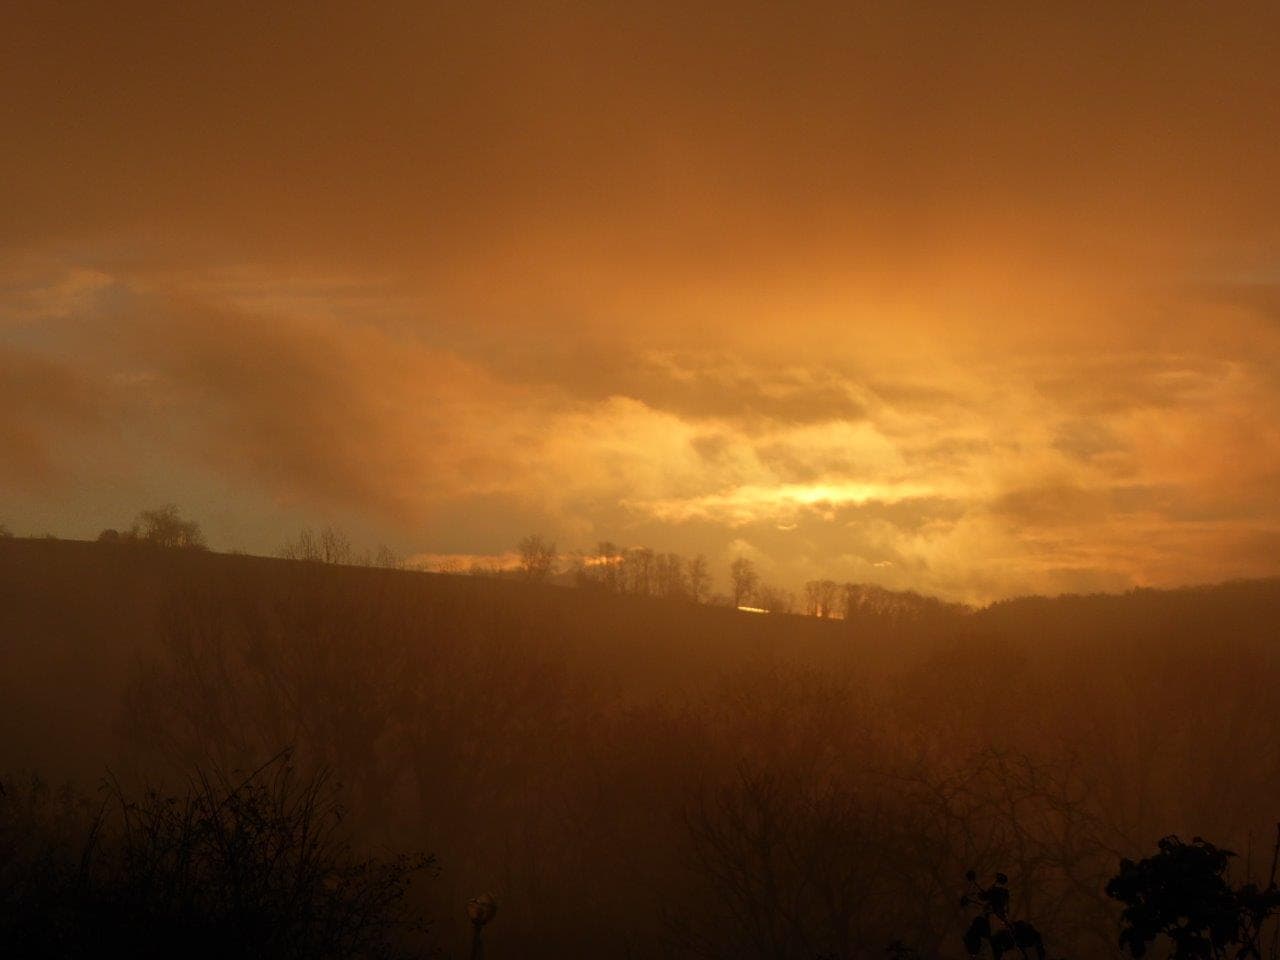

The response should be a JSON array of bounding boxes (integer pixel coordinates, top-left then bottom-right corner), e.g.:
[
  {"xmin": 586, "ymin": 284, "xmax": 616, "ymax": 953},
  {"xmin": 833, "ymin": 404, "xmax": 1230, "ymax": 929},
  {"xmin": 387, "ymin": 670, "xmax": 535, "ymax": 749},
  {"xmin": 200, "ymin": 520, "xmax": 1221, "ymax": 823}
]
[
  {"xmin": 978, "ymin": 579, "xmax": 1280, "ymax": 650},
  {"xmin": 0, "ymin": 537, "xmax": 873, "ymax": 779},
  {"xmin": 6, "ymin": 537, "xmax": 1280, "ymax": 959},
  {"xmin": 4, "ymin": 536, "xmax": 1280, "ymax": 780}
]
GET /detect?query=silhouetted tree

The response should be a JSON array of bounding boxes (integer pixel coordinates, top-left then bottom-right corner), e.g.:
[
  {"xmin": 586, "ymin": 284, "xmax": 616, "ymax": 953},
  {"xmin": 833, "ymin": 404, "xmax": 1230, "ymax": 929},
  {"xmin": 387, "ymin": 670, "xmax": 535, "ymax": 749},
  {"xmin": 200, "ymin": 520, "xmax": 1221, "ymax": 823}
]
[
  {"xmin": 468, "ymin": 559, "xmax": 502, "ymax": 577},
  {"xmin": 756, "ymin": 583, "xmax": 794, "ymax": 614},
  {"xmin": 0, "ymin": 754, "xmax": 435, "ymax": 959},
  {"xmin": 687, "ymin": 554, "xmax": 711, "ymax": 604},
  {"xmin": 622, "ymin": 546, "xmax": 655, "ymax": 596},
  {"xmin": 1106, "ymin": 834, "xmax": 1280, "ymax": 960},
  {"xmin": 517, "ymin": 534, "xmax": 557, "ymax": 583},
  {"xmin": 573, "ymin": 545, "xmax": 705, "ymax": 600},
  {"xmin": 129, "ymin": 504, "xmax": 206, "ymax": 549},
  {"xmin": 679, "ymin": 762, "xmax": 899, "ymax": 959},
  {"xmin": 961, "ymin": 872, "xmax": 1046, "ymax": 960},
  {"xmin": 592, "ymin": 541, "xmax": 623, "ymax": 592},
  {"xmin": 729, "ymin": 557, "xmax": 759, "ymax": 608},
  {"xmin": 654, "ymin": 552, "xmax": 688, "ymax": 599},
  {"xmin": 373, "ymin": 544, "xmax": 402, "ymax": 569},
  {"xmin": 279, "ymin": 526, "xmax": 354, "ymax": 564},
  {"xmin": 804, "ymin": 579, "xmax": 840, "ymax": 618}
]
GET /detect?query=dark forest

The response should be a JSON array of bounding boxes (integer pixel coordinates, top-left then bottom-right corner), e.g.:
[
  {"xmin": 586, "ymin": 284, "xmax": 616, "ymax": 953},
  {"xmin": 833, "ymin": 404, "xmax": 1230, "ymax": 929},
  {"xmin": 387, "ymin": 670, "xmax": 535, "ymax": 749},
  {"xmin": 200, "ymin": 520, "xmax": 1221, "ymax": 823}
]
[{"xmin": 5, "ymin": 535, "xmax": 1280, "ymax": 958}]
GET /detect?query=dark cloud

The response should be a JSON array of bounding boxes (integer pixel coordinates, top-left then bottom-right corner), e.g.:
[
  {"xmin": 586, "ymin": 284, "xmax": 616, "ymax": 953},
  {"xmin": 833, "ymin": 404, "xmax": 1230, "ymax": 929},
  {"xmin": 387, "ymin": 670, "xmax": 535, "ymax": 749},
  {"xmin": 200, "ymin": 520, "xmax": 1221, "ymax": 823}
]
[
  {"xmin": 1189, "ymin": 282, "xmax": 1280, "ymax": 324},
  {"xmin": 990, "ymin": 482, "xmax": 1138, "ymax": 528},
  {"xmin": 67, "ymin": 289, "xmax": 543, "ymax": 522},
  {"xmin": 902, "ymin": 437, "xmax": 995, "ymax": 470},
  {"xmin": 1031, "ymin": 356, "xmax": 1238, "ymax": 417},
  {"xmin": 5, "ymin": 3, "xmax": 1280, "ymax": 299},
  {"xmin": 468, "ymin": 346, "xmax": 872, "ymax": 425},
  {"xmin": 1051, "ymin": 419, "xmax": 1124, "ymax": 463},
  {"xmin": 834, "ymin": 497, "xmax": 970, "ymax": 532},
  {"xmin": 651, "ymin": 377, "xmax": 866, "ymax": 426},
  {"xmin": 690, "ymin": 434, "xmax": 733, "ymax": 464}
]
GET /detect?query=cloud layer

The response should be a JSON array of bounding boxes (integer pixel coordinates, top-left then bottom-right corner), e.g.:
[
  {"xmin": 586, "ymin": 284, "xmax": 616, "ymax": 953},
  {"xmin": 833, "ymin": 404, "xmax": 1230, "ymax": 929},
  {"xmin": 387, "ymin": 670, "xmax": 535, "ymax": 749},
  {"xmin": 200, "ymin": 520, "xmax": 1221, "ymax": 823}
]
[{"xmin": 4, "ymin": 4, "xmax": 1280, "ymax": 601}]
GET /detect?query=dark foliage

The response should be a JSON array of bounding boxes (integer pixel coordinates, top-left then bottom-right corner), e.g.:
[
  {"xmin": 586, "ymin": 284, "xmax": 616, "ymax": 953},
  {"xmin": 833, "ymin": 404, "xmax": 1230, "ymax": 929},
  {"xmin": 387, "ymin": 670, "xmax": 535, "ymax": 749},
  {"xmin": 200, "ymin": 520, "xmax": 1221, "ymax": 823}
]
[
  {"xmin": 961, "ymin": 872, "xmax": 1046, "ymax": 960},
  {"xmin": 0, "ymin": 754, "xmax": 435, "ymax": 960},
  {"xmin": 1106, "ymin": 835, "xmax": 1280, "ymax": 960},
  {"xmin": 95, "ymin": 505, "xmax": 207, "ymax": 550},
  {"xmin": 10, "ymin": 538, "xmax": 1280, "ymax": 958}
]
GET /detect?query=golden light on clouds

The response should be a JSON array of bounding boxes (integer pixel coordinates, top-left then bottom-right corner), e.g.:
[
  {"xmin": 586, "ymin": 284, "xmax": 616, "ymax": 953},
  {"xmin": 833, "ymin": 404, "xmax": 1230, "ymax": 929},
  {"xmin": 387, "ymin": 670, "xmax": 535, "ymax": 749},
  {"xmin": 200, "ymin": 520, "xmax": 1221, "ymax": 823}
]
[
  {"xmin": 4, "ymin": 3, "xmax": 1280, "ymax": 602},
  {"xmin": 632, "ymin": 481, "xmax": 943, "ymax": 525}
]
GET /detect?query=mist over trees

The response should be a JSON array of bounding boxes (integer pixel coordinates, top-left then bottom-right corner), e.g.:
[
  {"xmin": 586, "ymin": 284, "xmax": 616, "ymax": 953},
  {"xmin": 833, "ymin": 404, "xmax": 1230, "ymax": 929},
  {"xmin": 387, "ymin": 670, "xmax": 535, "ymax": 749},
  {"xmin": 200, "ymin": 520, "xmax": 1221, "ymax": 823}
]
[{"xmin": 7, "ymin": 524, "xmax": 1280, "ymax": 958}]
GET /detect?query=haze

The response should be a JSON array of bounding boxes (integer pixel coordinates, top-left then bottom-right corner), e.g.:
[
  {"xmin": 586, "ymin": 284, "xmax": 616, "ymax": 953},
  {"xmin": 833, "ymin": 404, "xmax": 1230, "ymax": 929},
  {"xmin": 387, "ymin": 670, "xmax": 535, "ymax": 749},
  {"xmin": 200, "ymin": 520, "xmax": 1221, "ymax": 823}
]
[{"xmin": 5, "ymin": 2, "xmax": 1280, "ymax": 602}]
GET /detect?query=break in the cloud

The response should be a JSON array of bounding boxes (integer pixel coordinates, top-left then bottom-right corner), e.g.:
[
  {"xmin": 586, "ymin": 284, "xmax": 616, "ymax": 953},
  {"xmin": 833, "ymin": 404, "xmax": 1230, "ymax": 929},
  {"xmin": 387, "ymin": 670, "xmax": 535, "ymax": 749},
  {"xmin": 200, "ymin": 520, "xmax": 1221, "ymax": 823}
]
[
  {"xmin": 4, "ymin": 3, "xmax": 1280, "ymax": 602},
  {"xmin": 6, "ymin": 267, "xmax": 1280, "ymax": 603}
]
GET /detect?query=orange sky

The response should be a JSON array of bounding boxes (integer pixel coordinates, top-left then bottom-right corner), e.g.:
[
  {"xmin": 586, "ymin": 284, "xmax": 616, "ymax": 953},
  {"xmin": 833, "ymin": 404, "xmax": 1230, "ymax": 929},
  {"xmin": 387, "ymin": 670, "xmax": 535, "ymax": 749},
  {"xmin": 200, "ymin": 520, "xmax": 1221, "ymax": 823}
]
[{"xmin": 4, "ymin": 3, "xmax": 1280, "ymax": 602}]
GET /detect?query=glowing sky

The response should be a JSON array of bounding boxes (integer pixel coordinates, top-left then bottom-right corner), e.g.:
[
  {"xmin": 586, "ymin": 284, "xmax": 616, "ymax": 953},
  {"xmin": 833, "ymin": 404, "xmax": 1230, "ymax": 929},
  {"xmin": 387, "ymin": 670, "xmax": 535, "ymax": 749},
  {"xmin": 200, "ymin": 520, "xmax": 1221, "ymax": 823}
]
[{"xmin": 4, "ymin": 3, "xmax": 1280, "ymax": 602}]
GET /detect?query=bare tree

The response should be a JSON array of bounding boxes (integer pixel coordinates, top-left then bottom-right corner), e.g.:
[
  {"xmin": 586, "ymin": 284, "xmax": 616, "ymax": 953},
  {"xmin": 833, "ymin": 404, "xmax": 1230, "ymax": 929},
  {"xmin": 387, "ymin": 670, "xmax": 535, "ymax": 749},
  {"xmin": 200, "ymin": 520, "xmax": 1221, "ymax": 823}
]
[
  {"xmin": 804, "ymin": 581, "xmax": 821, "ymax": 616},
  {"xmin": 517, "ymin": 534, "xmax": 557, "ymax": 583},
  {"xmin": 373, "ymin": 544, "xmax": 402, "ymax": 570},
  {"xmin": 130, "ymin": 504, "xmax": 206, "ymax": 549},
  {"xmin": 678, "ymin": 763, "xmax": 903, "ymax": 960},
  {"xmin": 756, "ymin": 583, "xmax": 795, "ymax": 614},
  {"xmin": 804, "ymin": 579, "xmax": 841, "ymax": 618},
  {"xmin": 594, "ymin": 541, "xmax": 623, "ymax": 592},
  {"xmin": 622, "ymin": 546, "xmax": 655, "ymax": 596},
  {"xmin": 279, "ymin": 526, "xmax": 353, "ymax": 564},
  {"xmin": 675, "ymin": 750, "xmax": 1119, "ymax": 960},
  {"xmin": 0, "ymin": 754, "xmax": 435, "ymax": 960},
  {"xmin": 687, "ymin": 554, "xmax": 711, "ymax": 604},
  {"xmin": 729, "ymin": 557, "xmax": 760, "ymax": 608},
  {"xmin": 654, "ymin": 552, "xmax": 688, "ymax": 599}
]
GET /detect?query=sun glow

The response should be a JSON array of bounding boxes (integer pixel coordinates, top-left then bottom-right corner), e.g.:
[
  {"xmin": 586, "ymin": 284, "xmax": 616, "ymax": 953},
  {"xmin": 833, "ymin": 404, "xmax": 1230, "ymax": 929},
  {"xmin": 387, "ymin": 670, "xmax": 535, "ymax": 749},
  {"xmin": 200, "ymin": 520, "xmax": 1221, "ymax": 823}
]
[{"xmin": 631, "ymin": 480, "xmax": 940, "ymax": 525}]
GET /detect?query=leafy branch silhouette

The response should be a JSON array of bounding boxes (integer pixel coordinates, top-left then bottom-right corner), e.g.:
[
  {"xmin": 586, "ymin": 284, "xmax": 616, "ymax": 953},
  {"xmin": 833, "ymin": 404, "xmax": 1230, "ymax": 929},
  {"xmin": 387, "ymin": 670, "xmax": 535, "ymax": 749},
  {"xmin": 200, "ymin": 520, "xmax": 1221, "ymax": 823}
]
[
  {"xmin": 960, "ymin": 871, "xmax": 1046, "ymax": 960},
  {"xmin": 1105, "ymin": 832, "xmax": 1280, "ymax": 960}
]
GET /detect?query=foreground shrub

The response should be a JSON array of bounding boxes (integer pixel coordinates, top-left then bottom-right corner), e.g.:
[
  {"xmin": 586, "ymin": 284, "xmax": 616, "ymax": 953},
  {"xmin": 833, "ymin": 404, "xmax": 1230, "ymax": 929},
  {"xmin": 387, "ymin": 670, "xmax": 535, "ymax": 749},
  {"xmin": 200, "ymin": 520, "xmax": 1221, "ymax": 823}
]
[
  {"xmin": 1107, "ymin": 835, "xmax": 1280, "ymax": 960},
  {"xmin": 0, "ymin": 753, "xmax": 434, "ymax": 960}
]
